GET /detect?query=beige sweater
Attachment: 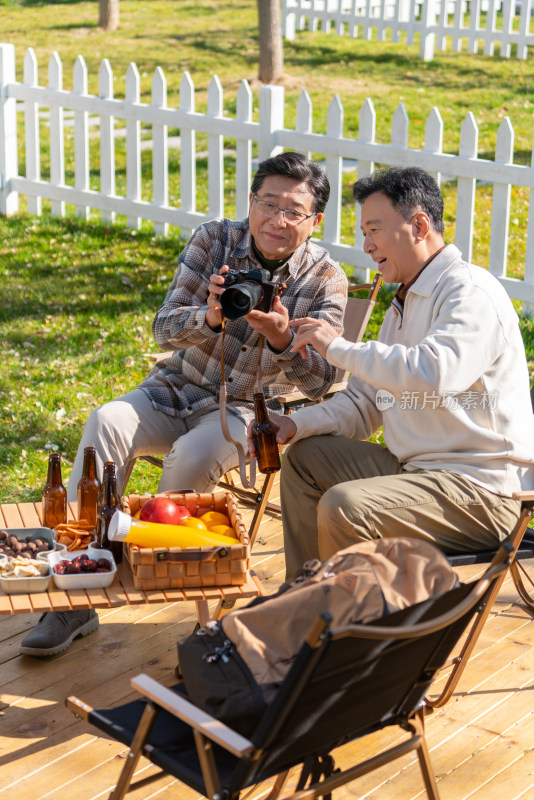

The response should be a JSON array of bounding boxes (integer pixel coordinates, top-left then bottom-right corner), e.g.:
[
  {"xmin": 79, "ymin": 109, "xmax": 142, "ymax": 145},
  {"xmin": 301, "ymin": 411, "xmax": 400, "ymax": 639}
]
[{"xmin": 289, "ymin": 245, "xmax": 534, "ymax": 497}]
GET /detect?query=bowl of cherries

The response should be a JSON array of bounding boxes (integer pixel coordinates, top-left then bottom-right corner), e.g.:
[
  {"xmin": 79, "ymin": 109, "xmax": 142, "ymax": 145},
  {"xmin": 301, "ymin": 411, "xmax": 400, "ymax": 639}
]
[{"xmin": 48, "ymin": 546, "xmax": 117, "ymax": 589}]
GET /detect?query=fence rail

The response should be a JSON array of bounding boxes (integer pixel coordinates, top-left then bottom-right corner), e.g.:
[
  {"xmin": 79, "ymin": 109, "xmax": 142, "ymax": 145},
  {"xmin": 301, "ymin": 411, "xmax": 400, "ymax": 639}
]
[
  {"xmin": 282, "ymin": 0, "xmax": 534, "ymax": 61},
  {"xmin": 1, "ymin": 42, "xmax": 534, "ymax": 312}
]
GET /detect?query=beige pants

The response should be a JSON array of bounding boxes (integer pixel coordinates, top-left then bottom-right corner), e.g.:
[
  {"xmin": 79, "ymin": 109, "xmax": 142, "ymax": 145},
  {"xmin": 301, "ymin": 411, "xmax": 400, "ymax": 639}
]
[
  {"xmin": 281, "ymin": 435, "xmax": 521, "ymax": 581},
  {"xmin": 67, "ymin": 389, "xmax": 247, "ymax": 501}
]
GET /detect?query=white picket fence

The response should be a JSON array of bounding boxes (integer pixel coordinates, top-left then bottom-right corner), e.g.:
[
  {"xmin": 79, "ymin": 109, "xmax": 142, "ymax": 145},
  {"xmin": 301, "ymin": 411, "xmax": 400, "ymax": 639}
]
[
  {"xmin": 282, "ymin": 0, "xmax": 534, "ymax": 61},
  {"xmin": 1, "ymin": 42, "xmax": 534, "ymax": 311}
]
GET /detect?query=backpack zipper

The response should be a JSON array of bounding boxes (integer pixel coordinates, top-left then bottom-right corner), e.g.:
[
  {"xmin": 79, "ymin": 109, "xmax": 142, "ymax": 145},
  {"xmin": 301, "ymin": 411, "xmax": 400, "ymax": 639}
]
[{"xmin": 203, "ymin": 638, "xmax": 234, "ymax": 664}]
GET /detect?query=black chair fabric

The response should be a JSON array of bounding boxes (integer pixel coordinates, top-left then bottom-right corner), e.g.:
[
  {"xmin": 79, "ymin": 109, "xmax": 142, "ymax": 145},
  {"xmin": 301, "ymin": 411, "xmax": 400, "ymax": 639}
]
[{"xmin": 446, "ymin": 528, "xmax": 534, "ymax": 567}]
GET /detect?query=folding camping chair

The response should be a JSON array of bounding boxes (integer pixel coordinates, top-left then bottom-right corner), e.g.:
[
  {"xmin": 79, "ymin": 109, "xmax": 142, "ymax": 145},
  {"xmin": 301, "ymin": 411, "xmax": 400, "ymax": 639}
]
[
  {"xmin": 423, "ymin": 384, "xmax": 534, "ymax": 708},
  {"xmin": 126, "ymin": 273, "xmax": 384, "ymax": 548},
  {"xmin": 425, "ymin": 489, "xmax": 534, "ymax": 709},
  {"xmin": 66, "ymin": 542, "xmax": 510, "ymax": 800}
]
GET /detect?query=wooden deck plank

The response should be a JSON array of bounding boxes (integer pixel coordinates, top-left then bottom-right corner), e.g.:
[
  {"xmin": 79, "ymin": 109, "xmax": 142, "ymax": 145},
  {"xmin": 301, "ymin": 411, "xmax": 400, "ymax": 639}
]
[
  {"xmin": 15, "ymin": 502, "xmax": 43, "ymax": 528},
  {"xmin": 0, "ymin": 504, "xmax": 24, "ymax": 527},
  {"xmin": 0, "ymin": 480, "xmax": 533, "ymax": 800}
]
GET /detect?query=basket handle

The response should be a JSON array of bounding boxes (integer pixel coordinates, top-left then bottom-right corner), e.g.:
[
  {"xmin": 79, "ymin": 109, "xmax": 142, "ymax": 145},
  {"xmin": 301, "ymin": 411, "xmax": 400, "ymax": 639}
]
[{"xmin": 153, "ymin": 547, "xmax": 233, "ymax": 562}]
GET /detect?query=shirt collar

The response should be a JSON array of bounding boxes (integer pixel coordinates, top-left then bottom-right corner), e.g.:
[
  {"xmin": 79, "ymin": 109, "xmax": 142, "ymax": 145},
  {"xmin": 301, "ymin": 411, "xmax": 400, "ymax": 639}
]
[{"xmin": 395, "ymin": 244, "xmax": 448, "ymax": 305}]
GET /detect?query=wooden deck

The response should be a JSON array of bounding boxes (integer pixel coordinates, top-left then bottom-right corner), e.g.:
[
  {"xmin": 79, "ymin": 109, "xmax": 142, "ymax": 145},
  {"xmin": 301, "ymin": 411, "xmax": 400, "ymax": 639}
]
[{"xmin": 1, "ymin": 474, "xmax": 534, "ymax": 800}]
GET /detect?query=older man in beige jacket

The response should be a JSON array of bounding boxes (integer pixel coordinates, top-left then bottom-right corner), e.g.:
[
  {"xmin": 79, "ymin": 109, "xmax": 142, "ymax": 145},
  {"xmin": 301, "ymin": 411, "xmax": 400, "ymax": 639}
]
[{"xmin": 248, "ymin": 166, "xmax": 534, "ymax": 580}]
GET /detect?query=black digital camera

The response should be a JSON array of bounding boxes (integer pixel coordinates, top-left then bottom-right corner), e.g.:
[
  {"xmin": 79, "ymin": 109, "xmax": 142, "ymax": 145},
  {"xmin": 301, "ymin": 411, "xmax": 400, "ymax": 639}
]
[{"xmin": 220, "ymin": 267, "xmax": 281, "ymax": 320}]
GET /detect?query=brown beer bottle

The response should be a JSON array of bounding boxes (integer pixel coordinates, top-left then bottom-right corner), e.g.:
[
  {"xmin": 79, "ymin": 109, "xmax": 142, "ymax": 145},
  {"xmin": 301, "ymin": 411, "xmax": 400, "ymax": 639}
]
[
  {"xmin": 97, "ymin": 461, "xmax": 123, "ymax": 563},
  {"xmin": 252, "ymin": 392, "xmax": 281, "ymax": 474},
  {"xmin": 42, "ymin": 453, "xmax": 68, "ymax": 529},
  {"xmin": 77, "ymin": 446, "xmax": 101, "ymax": 528}
]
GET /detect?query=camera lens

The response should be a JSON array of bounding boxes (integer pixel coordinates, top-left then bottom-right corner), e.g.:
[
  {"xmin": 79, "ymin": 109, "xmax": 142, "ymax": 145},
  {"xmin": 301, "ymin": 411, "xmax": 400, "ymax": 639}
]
[{"xmin": 221, "ymin": 281, "xmax": 264, "ymax": 320}]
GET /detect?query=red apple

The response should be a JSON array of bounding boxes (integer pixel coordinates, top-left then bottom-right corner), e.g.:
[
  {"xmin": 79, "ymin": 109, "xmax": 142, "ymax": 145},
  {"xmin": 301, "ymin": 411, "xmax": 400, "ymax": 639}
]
[{"xmin": 139, "ymin": 497, "xmax": 192, "ymax": 525}]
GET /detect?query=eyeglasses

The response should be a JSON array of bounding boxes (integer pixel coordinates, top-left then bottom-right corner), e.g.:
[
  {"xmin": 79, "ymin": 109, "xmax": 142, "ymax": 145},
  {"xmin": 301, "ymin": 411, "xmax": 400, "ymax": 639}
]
[{"xmin": 252, "ymin": 195, "xmax": 316, "ymax": 225}]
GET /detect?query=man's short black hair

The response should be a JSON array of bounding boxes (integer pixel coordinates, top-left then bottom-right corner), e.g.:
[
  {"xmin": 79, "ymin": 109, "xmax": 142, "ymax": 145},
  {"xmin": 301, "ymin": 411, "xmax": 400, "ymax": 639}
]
[
  {"xmin": 251, "ymin": 151, "xmax": 330, "ymax": 214},
  {"xmin": 353, "ymin": 166, "xmax": 445, "ymax": 235}
]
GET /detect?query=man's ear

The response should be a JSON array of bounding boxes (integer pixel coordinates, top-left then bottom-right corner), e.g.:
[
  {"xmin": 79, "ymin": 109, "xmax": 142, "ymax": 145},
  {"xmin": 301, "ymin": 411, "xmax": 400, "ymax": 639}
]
[
  {"xmin": 413, "ymin": 211, "xmax": 431, "ymax": 242},
  {"xmin": 311, "ymin": 212, "xmax": 323, "ymax": 230}
]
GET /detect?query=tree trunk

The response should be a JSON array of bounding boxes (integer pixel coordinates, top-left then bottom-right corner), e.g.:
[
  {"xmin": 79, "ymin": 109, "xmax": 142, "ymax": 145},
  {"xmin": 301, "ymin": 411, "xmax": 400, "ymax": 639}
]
[
  {"xmin": 257, "ymin": 0, "xmax": 283, "ymax": 83},
  {"xmin": 99, "ymin": 0, "xmax": 120, "ymax": 31}
]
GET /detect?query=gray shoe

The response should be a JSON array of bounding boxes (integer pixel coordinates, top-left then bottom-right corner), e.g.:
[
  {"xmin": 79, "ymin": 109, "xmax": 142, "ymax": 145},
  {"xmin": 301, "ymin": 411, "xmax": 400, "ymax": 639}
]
[{"xmin": 19, "ymin": 609, "xmax": 99, "ymax": 656}]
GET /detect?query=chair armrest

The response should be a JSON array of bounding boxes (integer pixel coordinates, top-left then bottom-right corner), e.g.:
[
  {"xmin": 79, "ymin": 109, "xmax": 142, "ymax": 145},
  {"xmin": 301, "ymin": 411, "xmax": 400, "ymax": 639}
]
[
  {"xmin": 130, "ymin": 674, "xmax": 254, "ymax": 757},
  {"xmin": 512, "ymin": 490, "xmax": 534, "ymax": 502},
  {"xmin": 278, "ymin": 380, "xmax": 349, "ymax": 407},
  {"xmin": 145, "ymin": 351, "xmax": 173, "ymax": 363}
]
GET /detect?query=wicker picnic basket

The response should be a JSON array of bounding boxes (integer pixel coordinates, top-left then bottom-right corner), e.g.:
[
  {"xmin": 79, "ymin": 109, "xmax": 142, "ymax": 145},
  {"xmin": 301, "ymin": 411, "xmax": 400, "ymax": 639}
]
[{"xmin": 120, "ymin": 491, "xmax": 250, "ymax": 591}]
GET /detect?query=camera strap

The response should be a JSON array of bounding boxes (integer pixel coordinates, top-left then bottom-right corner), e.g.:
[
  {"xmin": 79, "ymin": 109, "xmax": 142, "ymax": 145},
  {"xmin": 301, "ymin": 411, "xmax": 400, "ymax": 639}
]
[{"xmin": 218, "ymin": 321, "xmax": 262, "ymax": 490}]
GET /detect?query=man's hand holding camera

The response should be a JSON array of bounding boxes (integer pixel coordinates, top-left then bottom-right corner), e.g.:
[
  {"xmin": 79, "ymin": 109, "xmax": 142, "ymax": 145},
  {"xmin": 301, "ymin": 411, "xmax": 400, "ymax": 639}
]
[
  {"xmin": 208, "ymin": 266, "xmax": 292, "ymax": 352},
  {"xmin": 206, "ymin": 266, "xmax": 230, "ymax": 329},
  {"xmin": 246, "ymin": 297, "xmax": 291, "ymax": 351}
]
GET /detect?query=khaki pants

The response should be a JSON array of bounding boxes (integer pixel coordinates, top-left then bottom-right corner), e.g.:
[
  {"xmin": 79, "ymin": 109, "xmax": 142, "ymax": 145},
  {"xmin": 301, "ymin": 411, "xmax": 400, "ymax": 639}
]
[
  {"xmin": 281, "ymin": 435, "xmax": 521, "ymax": 581},
  {"xmin": 67, "ymin": 389, "xmax": 247, "ymax": 501}
]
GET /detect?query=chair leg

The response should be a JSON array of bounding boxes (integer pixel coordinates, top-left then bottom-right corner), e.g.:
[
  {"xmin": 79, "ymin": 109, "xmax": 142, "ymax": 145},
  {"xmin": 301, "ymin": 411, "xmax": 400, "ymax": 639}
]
[
  {"xmin": 426, "ymin": 509, "xmax": 533, "ymax": 709},
  {"xmin": 195, "ymin": 599, "xmax": 211, "ymax": 628},
  {"xmin": 510, "ymin": 559, "xmax": 534, "ymax": 614},
  {"xmin": 244, "ymin": 770, "xmax": 291, "ymax": 800},
  {"xmin": 109, "ymin": 702, "xmax": 158, "ymax": 800},
  {"xmin": 121, "ymin": 457, "xmax": 138, "ymax": 495},
  {"xmin": 193, "ymin": 729, "xmax": 222, "ymax": 800},
  {"xmin": 248, "ymin": 472, "xmax": 278, "ymax": 548},
  {"xmin": 425, "ymin": 508, "xmax": 532, "ymax": 709},
  {"xmin": 414, "ymin": 709, "xmax": 441, "ymax": 800}
]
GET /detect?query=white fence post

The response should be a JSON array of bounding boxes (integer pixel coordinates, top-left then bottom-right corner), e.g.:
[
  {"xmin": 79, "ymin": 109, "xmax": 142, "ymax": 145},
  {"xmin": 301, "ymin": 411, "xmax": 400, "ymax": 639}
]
[
  {"xmin": 126, "ymin": 62, "xmax": 141, "ymax": 229},
  {"xmin": 24, "ymin": 48, "xmax": 41, "ymax": 216},
  {"xmin": 152, "ymin": 66, "xmax": 168, "ymax": 237},
  {"xmin": 353, "ymin": 97, "xmax": 376, "ymax": 283},
  {"xmin": 455, "ymin": 113, "xmax": 478, "ymax": 264},
  {"xmin": 489, "ymin": 117, "xmax": 514, "ymax": 279},
  {"xmin": 258, "ymin": 84, "xmax": 284, "ymax": 161},
  {"xmin": 283, "ymin": 0, "xmax": 297, "ymax": 39},
  {"xmin": 419, "ymin": 0, "xmax": 437, "ymax": 61},
  {"xmin": 0, "ymin": 43, "xmax": 18, "ymax": 216},
  {"xmin": 424, "ymin": 106, "xmax": 443, "ymax": 186},
  {"xmin": 99, "ymin": 59, "xmax": 115, "ymax": 225},
  {"xmin": 323, "ymin": 94, "xmax": 343, "ymax": 246},
  {"xmin": 49, "ymin": 51, "xmax": 65, "ymax": 218},
  {"xmin": 74, "ymin": 55, "xmax": 90, "ymax": 220},
  {"xmin": 391, "ymin": 102, "xmax": 409, "ymax": 148},
  {"xmin": 207, "ymin": 75, "xmax": 224, "ymax": 221},
  {"xmin": 235, "ymin": 80, "xmax": 253, "ymax": 220},
  {"xmin": 296, "ymin": 89, "xmax": 313, "ymax": 161},
  {"xmin": 180, "ymin": 71, "xmax": 196, "ymax": 241},
  {"xmin": 523, "ymin": 137, "xmax": 534, "ymax": 318}
]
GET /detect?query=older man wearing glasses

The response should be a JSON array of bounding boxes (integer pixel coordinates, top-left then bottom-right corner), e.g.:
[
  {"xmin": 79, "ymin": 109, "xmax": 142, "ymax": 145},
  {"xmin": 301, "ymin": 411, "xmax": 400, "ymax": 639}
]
[{"xmin": 19, "ymin": 151, "xmax": 347, "ymax": 657}]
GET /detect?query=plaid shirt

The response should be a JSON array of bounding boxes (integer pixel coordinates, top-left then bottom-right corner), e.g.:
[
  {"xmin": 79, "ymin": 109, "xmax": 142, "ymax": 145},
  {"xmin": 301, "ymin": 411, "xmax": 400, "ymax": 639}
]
[{"xmin": 140, "ymin": 217, "xmax": 348, "ymax": 426}]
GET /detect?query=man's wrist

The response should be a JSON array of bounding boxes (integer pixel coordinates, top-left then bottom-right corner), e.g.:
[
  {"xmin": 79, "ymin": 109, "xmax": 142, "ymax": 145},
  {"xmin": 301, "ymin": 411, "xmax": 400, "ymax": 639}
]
[
  {"xmin": 267, "ymin": 329, "xmax": 293, "ymax": 353},
  {"xmin": 206, "ymin": 307, "xmax": 223, "ymax": 331}
]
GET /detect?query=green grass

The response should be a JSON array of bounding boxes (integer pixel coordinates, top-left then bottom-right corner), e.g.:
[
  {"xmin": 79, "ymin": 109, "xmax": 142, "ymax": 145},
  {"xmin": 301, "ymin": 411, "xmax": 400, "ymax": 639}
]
[{"xmin": 1, "ymin": 0, "xmax": 534, "ymax": 502}]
